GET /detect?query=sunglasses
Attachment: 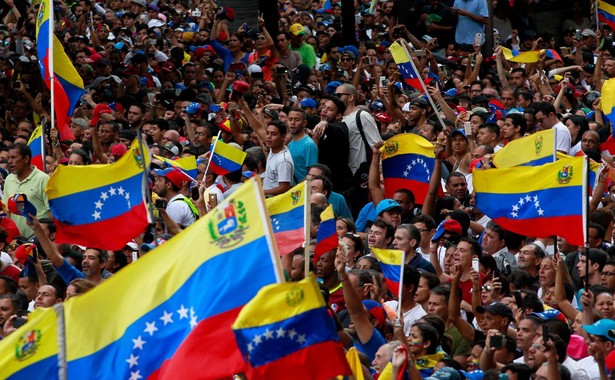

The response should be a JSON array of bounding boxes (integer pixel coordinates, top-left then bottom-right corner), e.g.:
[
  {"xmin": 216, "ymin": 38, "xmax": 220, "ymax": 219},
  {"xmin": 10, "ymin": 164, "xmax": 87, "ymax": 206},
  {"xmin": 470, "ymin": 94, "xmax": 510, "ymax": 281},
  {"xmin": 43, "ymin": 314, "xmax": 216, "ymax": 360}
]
[
  {"xmin": 341, "ymin": 57, "xmax": 354, "ymax": 62},
  {"xmin": 7, "ymin": 243, "xmax": 19, "ymax": 251}
]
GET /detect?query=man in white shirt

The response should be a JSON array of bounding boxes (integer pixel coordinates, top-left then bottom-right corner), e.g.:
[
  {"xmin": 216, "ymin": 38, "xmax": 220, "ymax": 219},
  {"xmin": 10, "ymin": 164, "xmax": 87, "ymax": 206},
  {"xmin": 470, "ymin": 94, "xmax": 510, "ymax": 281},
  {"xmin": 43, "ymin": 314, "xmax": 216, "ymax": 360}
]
[
  {"xmin": 384, "ymin": 265, "xmax": 426, "ymax": 336},
  {"xmin": 534, "ymin": 102, "xmax": 572, "ymax": 154},
  {"xmin": 153, "ymin": 167, "xmax": 196, "ymax": 228}
]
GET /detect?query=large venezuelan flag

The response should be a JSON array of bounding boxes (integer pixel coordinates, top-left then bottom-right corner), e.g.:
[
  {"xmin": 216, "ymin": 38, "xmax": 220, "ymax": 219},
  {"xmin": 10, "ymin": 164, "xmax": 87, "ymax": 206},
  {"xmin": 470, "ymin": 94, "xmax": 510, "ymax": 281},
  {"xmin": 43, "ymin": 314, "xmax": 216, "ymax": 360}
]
[
  {"xmin": 389, "ymin": 41, "xmax": 423, "ymax": 90},
  {"xmin": 599, "ymin": 0, "xmax": 615, "ymax": 30},
  {"xmin": 380, "ymin": 133, "xmax": 436, "ymax": 204},
  {"xmin": 210, "ymin": 139, "xmax": 247, "ymax": 175},
  {"xmin": 154, "ymin": 155, "xmax": 198, "ymax": 180},
  {"xmin": 27, "ymin": 125, "xmax": 44, "ymax": 172},
  {"xmin": 314, "ymin": 204, "xmax": 337, "ymax": 262},
  {"xmin": 62, "ymin": 178, "xmax": 283, "ymax": 379},
  {"xmin": 493, "ymin": 129, "xmax": 556, "ymax": 168},
  {"xmin": 266, "ymin": 182, "xmax": 306, "ymax": 255},
  {"xmin": 500, "ymin": 47, "xmax": 561, "ymax": 63},
  {"xmin": 36, "ymin": 0, "xmax": 84, "ymax": 139},
  {"xmin": 600, "ymin": 77, "xmax": 615, "ymax": 126},
  {"xmin": 0, "ymin": 307, "xmax": 59, "ymax": 379},
  {"xmin": 45, "ymin": 140, "xmax": 151, "ymax": 249},
  {"xmin": 371, "ymin": 248, "xmax": 405, "ymax": 297},
  {"xmin": 232, "ymin": 275, "xmax": 351, "ymax": 380},
  {"xmin": 473, "ymin": 155, "xmax": 586, "ymax": 246}
]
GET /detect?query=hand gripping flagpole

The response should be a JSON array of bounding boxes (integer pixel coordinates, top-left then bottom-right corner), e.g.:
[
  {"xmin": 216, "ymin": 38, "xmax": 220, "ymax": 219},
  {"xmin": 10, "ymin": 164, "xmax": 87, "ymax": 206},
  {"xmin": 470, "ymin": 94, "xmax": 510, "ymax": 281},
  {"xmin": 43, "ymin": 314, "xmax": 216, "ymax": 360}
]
[
  {"xmin": 584, "ymin": 155, "xmax": 590, "ymax": 292},
  {"xmin": 304, "ymin": 177, "xmax": 312, "ymax": 279},
  {"xmin": 398, "ymin": 39, "xmax": 448, "ymax": 133}
]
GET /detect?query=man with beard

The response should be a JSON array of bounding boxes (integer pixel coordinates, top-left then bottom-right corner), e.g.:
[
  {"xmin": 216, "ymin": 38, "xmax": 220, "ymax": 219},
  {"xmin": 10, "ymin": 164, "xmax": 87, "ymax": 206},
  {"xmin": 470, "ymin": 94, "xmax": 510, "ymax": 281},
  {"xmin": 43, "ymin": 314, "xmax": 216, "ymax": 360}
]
[{"xmin": 311, "ymin": 95, "xmax": 353, "ymax": 194}]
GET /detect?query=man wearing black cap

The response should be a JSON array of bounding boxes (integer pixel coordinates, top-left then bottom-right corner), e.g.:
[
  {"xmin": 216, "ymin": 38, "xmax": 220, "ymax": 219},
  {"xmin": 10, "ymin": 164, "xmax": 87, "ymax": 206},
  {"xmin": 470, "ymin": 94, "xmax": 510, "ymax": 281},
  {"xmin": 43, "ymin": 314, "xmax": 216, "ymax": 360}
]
[{"xmin": 402, "ymin": 98, "xmax": 429, "ymax": 133}]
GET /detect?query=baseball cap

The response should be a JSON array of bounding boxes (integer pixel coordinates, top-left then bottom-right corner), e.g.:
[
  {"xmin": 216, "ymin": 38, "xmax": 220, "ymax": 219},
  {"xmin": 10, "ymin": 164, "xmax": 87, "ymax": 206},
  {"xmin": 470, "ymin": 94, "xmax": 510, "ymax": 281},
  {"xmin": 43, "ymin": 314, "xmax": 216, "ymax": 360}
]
[
  {"xmin": 431, "ymin": 219, "xmax": 463, "ymax": 241},
  {"xmin": 362, "ymin": 300, "xmax": 386, "ymax": 329},
  {"xmin": 425, "ymin": 367, "xmax": 461, "ymax": 380},
  {"xmin": 581, "ymin": 29, "xmax": 596, "ymax": 37},
  {"xmin": 300, "ymin": 98, "xmax": 317, "ymax": 108},
  {"xmin": 289, "ymin": 23, "xmax": 306, "ymax": 36},
  {"xmin": 376, "ymin": 199, "xmax": 403, "ymax": 216},
  {"xmin": 460, "ymin": 370, "xmax": 484, "ymax": 380},
  {"xmin": 263, "ymin": 108, "xmax": 279, "ymax": 120},
  {"xmin": 476, "ymin": 302, "xmax": 515, "ymax": 322},
  {"xmin": 370, "ymin": 99, "xmax": 385, "ymax": 111},
  {"xmin": 375, "ymin": 112, "xmax": 392, "ymax": 124},
  {"xmin": 586, "ymin": 319, "xmax": 615, "ymax": 342},
  {"xmin": 140, "ymin": 237, "xmax": 167, "ymax": 252},
  {"xmin": 7, "ymin": 193, "xmax": 37, "ymax": 222},
  {"xmin": 131, "ymin": 0, "xmax": 146, "ymax": 7},
  {"xmin": 153, "ymin": 167, "xmax": 192, "ymax": 188},
  {"xmin": 161, "ymin": 142, "xmax": 180, "ymax": 156},
  {"xmin": 410, "ymin": 97, "xmax": 429, "ymax": 109},
  {"xmin": 325, "ymin": 81, "xmax": 342, "ymax": 94},
  {"xmin": 14, "ymin": 243, "xmax": 37, "ymax": 265},
  {"xmin": 451, "ymin": 128, "xmax": 468, "ymax": 140}
]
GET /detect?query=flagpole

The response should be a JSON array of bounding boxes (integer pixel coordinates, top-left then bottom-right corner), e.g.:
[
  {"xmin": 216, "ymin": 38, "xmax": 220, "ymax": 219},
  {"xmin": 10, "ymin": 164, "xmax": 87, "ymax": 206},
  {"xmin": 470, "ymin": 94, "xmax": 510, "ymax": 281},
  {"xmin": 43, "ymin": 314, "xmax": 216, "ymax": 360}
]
[
  {"xmin": 49, "ymin": 1, "xmax": 55, "ymax": 133},
  {"xmin": 584, "ymin": 155, "xmax": 590, "ymax": 291},
  {"xmin": 204, "ymin": 130, "xmax": 222, "ymax": 176},
  {"xmin": 397, "ymin": 250, "xmax": 406, "ymax": 319},
  {"xmin": 304, "ymin": 178, "xmax": 312, "ymax": 278},
  {"xmin": 399, "ymin": 40, "xmax": 447, "ymax": 132},
  {"xmin": 136, "ymin": 129, "xmax": 156, "ymax": 247},
  {"xmin": 41, "ymin": 120, "xmax": 47, "ymax": 174},
  {"xmin": 595, "ymin": 0, "xmax": 600, "ymax": 28}
]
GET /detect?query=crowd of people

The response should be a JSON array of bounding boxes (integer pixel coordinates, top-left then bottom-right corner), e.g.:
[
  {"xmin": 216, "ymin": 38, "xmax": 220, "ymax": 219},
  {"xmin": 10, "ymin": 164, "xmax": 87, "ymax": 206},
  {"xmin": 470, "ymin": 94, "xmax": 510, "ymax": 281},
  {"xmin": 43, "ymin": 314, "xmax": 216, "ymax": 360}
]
[{"xmin": 0, "ymin": 0, "xmax": 613, "ymax": 377}]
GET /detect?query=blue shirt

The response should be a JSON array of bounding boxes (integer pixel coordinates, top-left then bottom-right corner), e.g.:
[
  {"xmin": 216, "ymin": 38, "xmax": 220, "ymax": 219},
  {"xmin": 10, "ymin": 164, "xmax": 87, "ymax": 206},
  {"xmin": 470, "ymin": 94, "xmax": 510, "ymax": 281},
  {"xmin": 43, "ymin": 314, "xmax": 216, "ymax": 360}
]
[
  {"xmin": 56, "ymin": 258, "xmax": 85, "ymax": 285},
  {"xmin": 354, "ymin": 328, "xmax": 386, "ymax": 362},
  {"xmin": 453, "ymin": 0, "xmax": 488, "ymax": 45},
  {"xmin": 328, "ymin": 192, "xmax": 353, "ymax": 221},
  {"xmin": 355, "ymin": 202, "xmax": 377, "ymax": 232},
  {"xmin": 288, "ymin": 135, "xmax": 318, "ymax": 184},
  {"xmin": 209, "ymin": 39, "xmax": 250, "ymax": 73}
]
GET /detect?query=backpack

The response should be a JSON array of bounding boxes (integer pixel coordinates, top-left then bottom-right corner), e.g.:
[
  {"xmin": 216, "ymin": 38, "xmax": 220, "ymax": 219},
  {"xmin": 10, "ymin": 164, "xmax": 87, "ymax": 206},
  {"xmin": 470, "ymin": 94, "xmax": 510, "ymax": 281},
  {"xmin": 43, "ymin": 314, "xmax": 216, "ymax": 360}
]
[{"xmin": 173, "ymin": 197, "xmax": 200, "ymax": 221}]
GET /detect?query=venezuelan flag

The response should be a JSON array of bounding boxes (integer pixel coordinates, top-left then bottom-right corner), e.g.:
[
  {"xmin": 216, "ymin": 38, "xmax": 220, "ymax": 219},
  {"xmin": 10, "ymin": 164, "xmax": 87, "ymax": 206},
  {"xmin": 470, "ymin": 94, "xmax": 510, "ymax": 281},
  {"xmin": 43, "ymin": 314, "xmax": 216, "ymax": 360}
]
[
  {"xmin": 154, "ymin": 155, "xmax": 198, "ymax": 180},
  {"xmin": 232, "ymin": 275, "xmax": 351, "ymax": 380},
  {"xmin": 493, "ymin": 129, "xmax": 556, "ymax": 168},
  {"xmin": 380, "ymin": 133, "xmax": 436, "ymax": 204},
  {"xmin": 314, "ymin": 204, "xmax": 337, "ymax": 261},
  {"xmin": 600, "ymin": 73, "xmax": 615, "ymax": 125},
  {"xmin": 61, "ymin": 179, "xmax": 283, "ymax": 379},
  {"xmin": 500, "ymin": 47, "xmax": 541, "ymax": 63},
  {"xmin": 0, "ymin": 308, "xmax": 59, "ymax": 379},
  {"xmin": 27, "ymin": 125, "xmax": 44, "ymax": 172},
  {"xmin": 371, "ymin": 248, "xmax": 405, "ymax": 297},
  {"xmin": 210, "ymin": 139, "xmax": 247, "ymax": 175},
  {"xmin": 45, "ymin": 140, "xmax": 151, "ymax": 250},
  {"xmin": 473, "ymin": 155, "xmax": 586, "ymax": 246},
  {"xmin": 599, "ymin": 0, "xmax": 615, "ymax": 30},
  {"xmin": 36, "ymin": 0, "xmax": 84, "ymax": 139},
  {"xmin": 266, "ymin": 182, "xmax": 306, "ymax": 255},
  {"xmin": 389, "ymin": 41, "xmax": 423, "ymax": 90}
]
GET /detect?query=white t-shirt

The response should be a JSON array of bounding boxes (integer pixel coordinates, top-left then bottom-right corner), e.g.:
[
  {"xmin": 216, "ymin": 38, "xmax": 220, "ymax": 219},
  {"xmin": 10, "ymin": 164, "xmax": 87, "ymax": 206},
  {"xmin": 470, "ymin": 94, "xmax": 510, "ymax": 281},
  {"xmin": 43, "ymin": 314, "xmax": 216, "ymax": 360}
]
[
  {"xmin": 263, "ymin": 147, "xmax": 294, "ymax": 191},
  {"xmin": 384, "ymin": 301, "xmax": 427, "ymax": 336},
  {"xmin": 553, "ymin": 122, "xmax": 572, "ymax": 155},
  {"xmin": 564, "ymin": 355, "xmax": 589, "ymax": 380},
  {"xmin": 577, "ymin": 355, "xmax": 600, "ymax": 380},
  {"xmin": 343, "ymin": 110, "xmax": 381, "ymax": 174},
  {"xmin": 166, "ymin": 194, "xmax": 195, "ymax": 228}
]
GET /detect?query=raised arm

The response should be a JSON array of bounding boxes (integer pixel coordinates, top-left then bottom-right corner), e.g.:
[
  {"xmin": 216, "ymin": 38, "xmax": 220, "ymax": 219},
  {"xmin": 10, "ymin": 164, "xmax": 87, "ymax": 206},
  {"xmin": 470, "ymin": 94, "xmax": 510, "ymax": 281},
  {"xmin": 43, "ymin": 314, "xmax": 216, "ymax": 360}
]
[{"xmin": 368, "ymin": 142, "xmax": 385, "ymax": 207}]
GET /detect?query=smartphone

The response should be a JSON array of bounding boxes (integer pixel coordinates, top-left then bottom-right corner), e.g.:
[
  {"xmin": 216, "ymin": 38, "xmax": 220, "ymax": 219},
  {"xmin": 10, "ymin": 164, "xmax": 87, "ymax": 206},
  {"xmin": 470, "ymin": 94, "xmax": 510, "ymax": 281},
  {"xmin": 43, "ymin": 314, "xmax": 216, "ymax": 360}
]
[
  {"xmin": 472, "ymin": 257, "xmax": 480, "ymax": 272},
  {"xmin": 149, "ymin": 38, "xmax": 156, "ymax": 45},
  {"xmin": 13, "ymin": 317, "xmax": 27, "ymax": 329},
  {"xmin": 362, "ymin": 56, "xmax": 371, "ymax": 65},
  {"xmin": 575, "ymin": 29, "xmax": 581, "ymax": 40},
  {"xmin": 414, "ymin": 49, "xmax": 426, "ymax": 57},
  {"xmin": 491, "ymin": 334, "xmax": 503, "ymax": 349},
  {"xmin": 191, "ymin": 9, "xmax": 201, "ymax": 17},
  {"xmin": 561, "ymin": 46, "xmax": 571, "ymax": 55},
  {"xmin": 191, "ymin": 186, "xmax": 199, "ymax": 201},
  {"xmin": 251, "ymin": 71, "xmax": 264, "ymax": 80},
  {"xmin": 542, "ymin": 325, "xmax": 549, "ymax": 346},
  {"xmin": 438, "ymin": 65, "xmax": 448, "ymax": 78},
  {"xmin": 208, "ymin": 193, "xmax": 218, "ymax": 208},
  {"xmin": 463, "ymin": 121, "xmax": 472, "ymax": 135},
  {"xmin": 473, "ymin": 33, "xmax": 482, "ymax": 47},
  {"xmin": 132, "ymin": 251, "xmax": 138, "ymax": 261},
  {"xmin": 513, "ymin": 290, "xmax": 523, "ymax": 308},
  {"xmin": 155, "ymin": 199, "xmax": 167, "ymax": 209},
  {"xmin": 379, "ymin": 76, "xmax": 388, "ymax": 88}
]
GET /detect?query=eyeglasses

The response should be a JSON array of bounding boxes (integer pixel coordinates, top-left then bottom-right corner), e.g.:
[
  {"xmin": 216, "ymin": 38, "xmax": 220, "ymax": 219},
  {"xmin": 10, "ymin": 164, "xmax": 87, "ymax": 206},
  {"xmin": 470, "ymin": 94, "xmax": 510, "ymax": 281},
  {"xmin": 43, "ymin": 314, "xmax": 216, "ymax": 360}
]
[
  {"xmin": 335, "ymin": 93, "xmax": 350, "ymax": 97},
  {"xmin": 480, "ymin": 285, "xmax": 492, "ymax": 292},
  {"xmin": 341, "ymin": 57, "xmax": 354, "ymax": 62},
  {"xmin": 417, "ymin": 228, "xmax": 429, "ymax": 233},
  {"xmin": 536, "ymin": 117, "xmax": 546, "ymax": 124},
  {"xmin": 601, "ymin": 271, "xmax": 615, "ymax": 277}
]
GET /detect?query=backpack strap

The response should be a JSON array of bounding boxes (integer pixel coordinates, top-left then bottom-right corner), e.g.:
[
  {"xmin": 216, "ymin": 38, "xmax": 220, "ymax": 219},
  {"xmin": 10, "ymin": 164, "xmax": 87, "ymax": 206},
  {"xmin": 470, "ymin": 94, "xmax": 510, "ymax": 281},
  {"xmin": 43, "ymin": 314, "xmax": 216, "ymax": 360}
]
[{"xmin": 355, "ymin": 109, "xmax": 373, "ymax": 163}]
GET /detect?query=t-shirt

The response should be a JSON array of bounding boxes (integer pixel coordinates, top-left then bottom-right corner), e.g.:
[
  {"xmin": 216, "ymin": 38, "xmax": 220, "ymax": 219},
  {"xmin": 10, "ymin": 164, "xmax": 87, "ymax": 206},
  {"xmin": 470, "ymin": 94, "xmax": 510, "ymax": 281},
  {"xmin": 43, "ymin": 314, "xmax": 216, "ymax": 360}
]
[
  {"xmin": 354, "ymin": 328, "xmax": 387, "ymax": 362},
  {"xmin": 553, "ymin": 121, "xmax": 572, "ymax": 154},
  {"xmin": 383, "ymin": 301, "xmax": 426, "ymax": 336},
  {"xmin": 453, "ymin": 0, "xmax": 488, "ymax": 45},
  {"xmin": 288, "ymin": 135, "xmax": 318, "ymax": 184},
  {"xmin": 343, "ymin": 110, "xmax": 381, "ymax": 174},
  {"xmin": 277, "ymin": 50, "xmax": 303, "ymax": 71},
  {"xmin": 290, "ymin": 43, "xmax": 317, "ymax": 69},
  {"xmin": 263, "ymin": 147, "xmax": 294, "ymax": 191},
  {"xmin": 328, "ymin": 192, "xmax": 353, "ymax": 220},
  {"xmin": 166, "ymin": 194, "xmax": 196, "ymax": 228},
  {"xmin": 317, "ymin": 122, "xmax": 353, "ymax": 192},
  {"xmin": 446, "ymin": 324, "xmax": 472, "ymax": 357},
  {"xmin": 3, "ymin": 167, "xmax": 51, "ymax": 238}
]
